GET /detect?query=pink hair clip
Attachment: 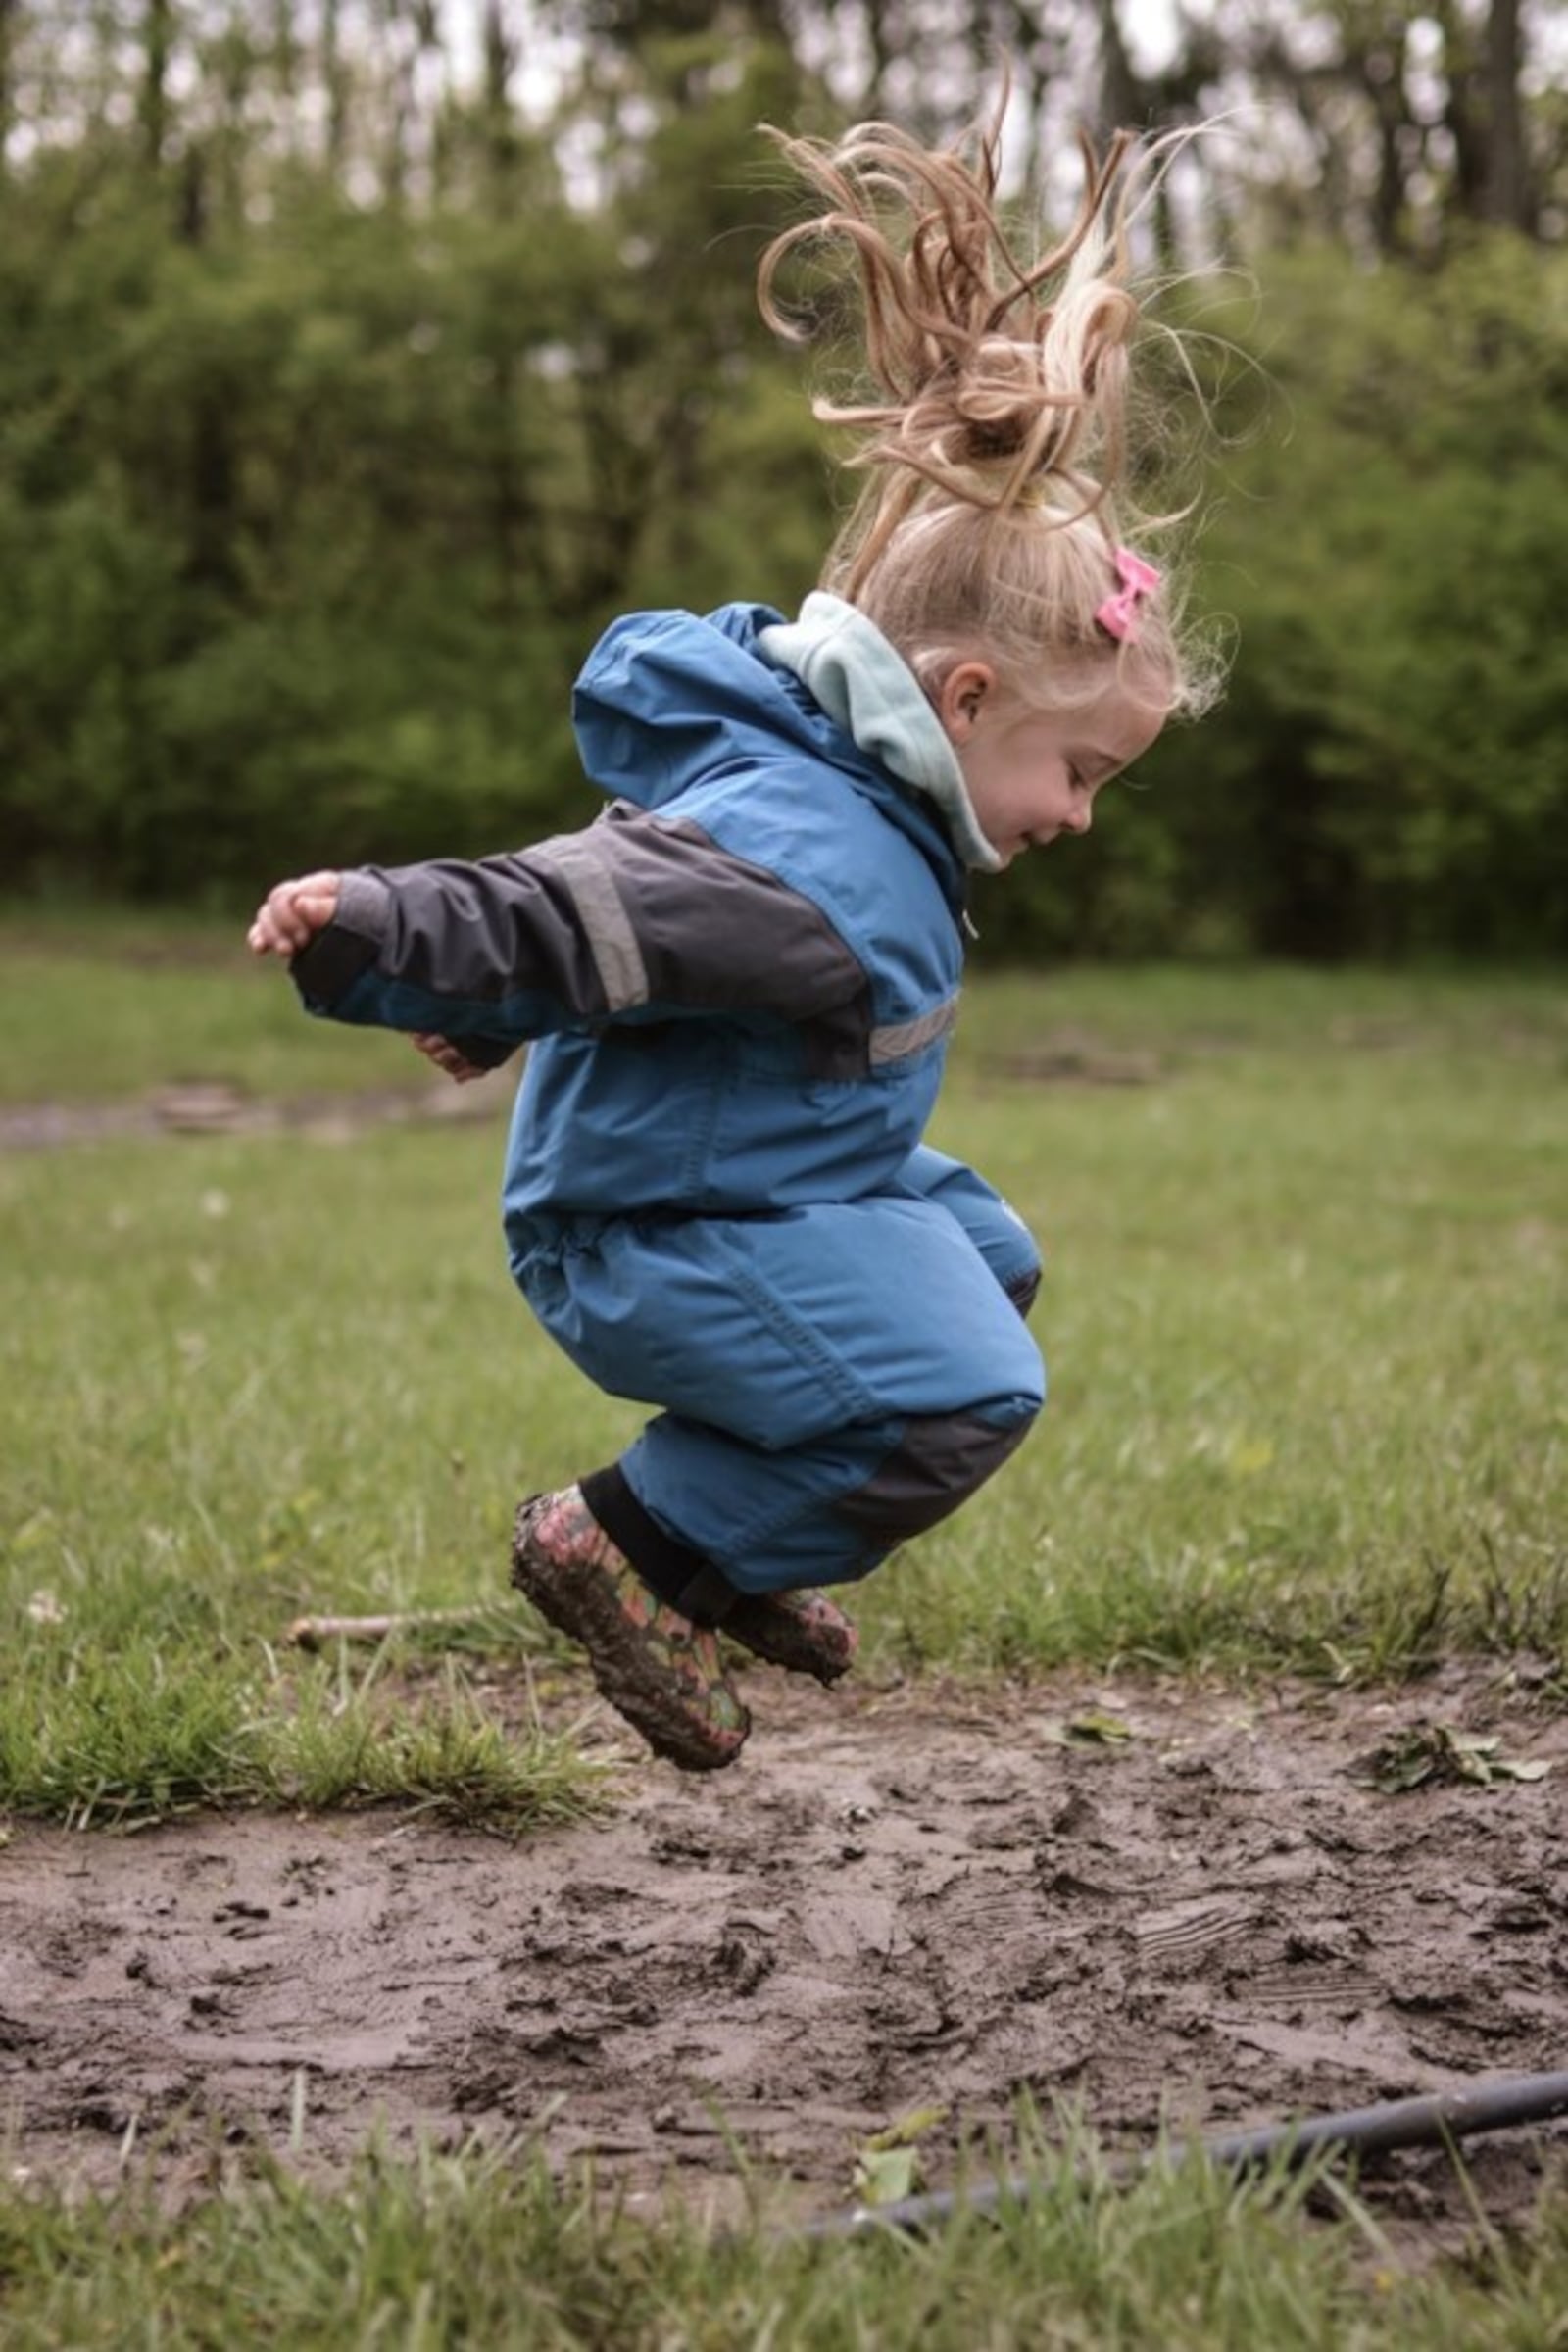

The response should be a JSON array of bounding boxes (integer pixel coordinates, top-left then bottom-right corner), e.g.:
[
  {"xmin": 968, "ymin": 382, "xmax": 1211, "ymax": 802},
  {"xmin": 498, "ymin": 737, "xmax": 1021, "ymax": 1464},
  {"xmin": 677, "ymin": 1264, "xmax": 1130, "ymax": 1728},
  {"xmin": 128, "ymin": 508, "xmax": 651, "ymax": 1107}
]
[{"xmin": 1096, "ymin": 548, "xmax": 1163, "ymax": 644}]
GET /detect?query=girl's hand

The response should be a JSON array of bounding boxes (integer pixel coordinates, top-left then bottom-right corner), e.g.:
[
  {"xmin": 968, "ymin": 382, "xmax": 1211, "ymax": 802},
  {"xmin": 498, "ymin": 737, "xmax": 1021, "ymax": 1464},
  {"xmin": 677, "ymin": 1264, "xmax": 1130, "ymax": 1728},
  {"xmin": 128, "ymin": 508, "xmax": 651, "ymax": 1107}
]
[
  {"xmin": 247, "ymin": 871, "xmax": 342, "ymax": 957},
  {"xmin": 411, "ymin": 1032, "xmax": 489, "ymax": 1085}
]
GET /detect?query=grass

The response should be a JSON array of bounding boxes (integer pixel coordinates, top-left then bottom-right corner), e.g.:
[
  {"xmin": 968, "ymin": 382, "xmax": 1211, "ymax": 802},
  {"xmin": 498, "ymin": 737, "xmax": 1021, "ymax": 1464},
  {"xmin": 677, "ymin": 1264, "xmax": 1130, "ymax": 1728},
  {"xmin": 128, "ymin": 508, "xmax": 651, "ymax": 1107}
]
[
  {"xmin": 0, "ymin": 2121, "xmax": 1565, "ymax": 2348},
  {"xmin": 3, "ymin": 934, "xmax": 1562, "ymax": 1830},
  {"xmin": 0, "ymin": 904, "xmax": 424, "ymax": 1103},
  {"xmin": 0, "ymin": 1635, "xmax": 599, "ymax": 1834},
  {"xmin": 893, "ymin": 966, "xmax": 1568, "ymax": 1681},
  {"xmin": 2, "ymin": 916, "xmax": 1566, "ymax": 2338}
]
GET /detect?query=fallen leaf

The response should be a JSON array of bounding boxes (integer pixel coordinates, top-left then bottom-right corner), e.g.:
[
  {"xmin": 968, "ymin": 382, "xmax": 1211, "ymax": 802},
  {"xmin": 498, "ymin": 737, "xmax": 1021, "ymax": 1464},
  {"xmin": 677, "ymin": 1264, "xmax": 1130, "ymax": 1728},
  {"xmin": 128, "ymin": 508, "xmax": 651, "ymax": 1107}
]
[
  {"xmin": 853, "ymin": 2146, "xmax": 918, "ymax": 2207},
  {"xmin": 852, "ymin": 2104, "xmax": 949, "ymax": 2207},
  {"xmin": 1065, "ymin": 1712, "xmax": 1135, "ymax": 1746},
  {"xmin": 1365, "ymin": 1722, "xmax": 1551, "ymax": 1795}
]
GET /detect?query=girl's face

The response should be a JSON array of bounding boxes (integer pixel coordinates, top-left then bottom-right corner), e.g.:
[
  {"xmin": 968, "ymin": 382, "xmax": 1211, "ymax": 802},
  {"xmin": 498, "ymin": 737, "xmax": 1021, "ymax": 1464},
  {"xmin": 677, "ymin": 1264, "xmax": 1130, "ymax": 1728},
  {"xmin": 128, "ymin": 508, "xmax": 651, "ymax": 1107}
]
[{"xmin": 937, "ymin": 661, "xmax": 1168, "ymax": 868}]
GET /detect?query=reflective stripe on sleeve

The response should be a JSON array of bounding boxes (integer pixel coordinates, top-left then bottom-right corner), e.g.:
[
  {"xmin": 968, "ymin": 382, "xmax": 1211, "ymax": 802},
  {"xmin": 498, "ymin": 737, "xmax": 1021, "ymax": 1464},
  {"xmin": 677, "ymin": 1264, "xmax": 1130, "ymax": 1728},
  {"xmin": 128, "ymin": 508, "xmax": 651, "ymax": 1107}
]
[
  {"xmin": 531, "ymin": 832, "xmax": 650, "ymax": 1013},
  {"xmin": 869, "ymin": 999, "xmax": 958, "ymax": 1066}
]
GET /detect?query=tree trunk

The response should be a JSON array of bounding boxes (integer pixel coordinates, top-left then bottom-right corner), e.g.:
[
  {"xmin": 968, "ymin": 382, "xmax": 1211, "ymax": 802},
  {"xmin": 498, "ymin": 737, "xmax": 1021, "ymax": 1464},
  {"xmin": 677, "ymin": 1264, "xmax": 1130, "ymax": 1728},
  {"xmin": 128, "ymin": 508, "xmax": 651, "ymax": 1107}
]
[
  {"xmin": 482, "ymin": 0, "xmax": 517, "ymax": 200},
  {"xmin": 1095, "ymin": 0, "xmax": 1143, "ymax": 134},
  {"xmin": 1481, "ymin": 0, "xmax": 1530, "ymax": 230},
  {"xmin": 1434, "ymin": 0, "xmax": 1488, "ymax": 224},
  {"xmin": 0, "ymin": 0, "xmax": 17, "ymax": 168},
  {"xmin": 322, "ymin": 0, "xmax": 349, "ymax": 175},
  {"xmin": 272, "ymin": 0, "xmax": 297, "ymax": 103},
  {"xmin": 141, "ymin": 0, "xmax": 173, "ymax": 172},
  {"xmin": 177, "ymin": 147, "xmax": 240, "ymax": 601}
]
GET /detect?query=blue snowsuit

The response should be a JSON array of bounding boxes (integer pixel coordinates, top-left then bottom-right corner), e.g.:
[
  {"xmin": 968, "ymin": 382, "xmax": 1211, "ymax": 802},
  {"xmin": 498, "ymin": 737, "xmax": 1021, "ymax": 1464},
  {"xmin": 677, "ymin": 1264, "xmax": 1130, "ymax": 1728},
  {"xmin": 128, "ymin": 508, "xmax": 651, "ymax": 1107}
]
[{"xmin": 290, "ymin": 596, "xmax": 1045, "ymax": 1606}]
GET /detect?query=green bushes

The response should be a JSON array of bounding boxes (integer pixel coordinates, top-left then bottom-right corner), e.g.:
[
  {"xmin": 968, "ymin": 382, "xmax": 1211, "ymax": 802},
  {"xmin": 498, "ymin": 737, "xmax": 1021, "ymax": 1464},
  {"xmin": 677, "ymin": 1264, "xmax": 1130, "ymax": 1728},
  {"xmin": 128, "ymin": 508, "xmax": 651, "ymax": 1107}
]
[
  {"xmin": 981, "ymin": 238, "xmax": 1568, "ymax": 958},
  {"xmin": 3, "ymin": 95, "xmax": 1565, "ymax": 954}
]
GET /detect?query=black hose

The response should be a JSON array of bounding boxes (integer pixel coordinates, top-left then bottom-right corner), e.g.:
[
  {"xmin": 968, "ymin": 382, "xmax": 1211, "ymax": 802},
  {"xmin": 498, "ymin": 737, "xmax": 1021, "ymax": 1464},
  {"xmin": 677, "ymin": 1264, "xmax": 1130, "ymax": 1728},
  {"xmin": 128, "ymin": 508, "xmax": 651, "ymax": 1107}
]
[{"xmin": 801, "ymin": 2067, "xmax": 1568, "ymax": 2241}]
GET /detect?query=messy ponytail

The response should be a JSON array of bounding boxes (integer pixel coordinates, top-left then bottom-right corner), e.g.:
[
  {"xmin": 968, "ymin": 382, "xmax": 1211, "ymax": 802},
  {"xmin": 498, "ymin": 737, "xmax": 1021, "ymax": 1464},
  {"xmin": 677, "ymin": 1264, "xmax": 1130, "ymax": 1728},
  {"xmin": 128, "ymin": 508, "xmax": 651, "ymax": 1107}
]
[{"xmin": 759, "ymin": 111, "xmax": 1220, "ymax": 719}]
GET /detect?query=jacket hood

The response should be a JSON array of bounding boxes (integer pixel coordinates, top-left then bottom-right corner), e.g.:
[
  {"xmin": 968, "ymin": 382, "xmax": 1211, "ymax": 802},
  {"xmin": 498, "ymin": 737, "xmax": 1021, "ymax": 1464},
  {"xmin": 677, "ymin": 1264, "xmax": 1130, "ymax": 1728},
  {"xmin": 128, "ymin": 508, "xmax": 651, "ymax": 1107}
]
[
  {"xmin": 570, "ymin": 602, "xmax": 991, "ymax": 885},
  {"xmin": 758, "ymin": 593, "xmax": 1003, "ymax": 874}
]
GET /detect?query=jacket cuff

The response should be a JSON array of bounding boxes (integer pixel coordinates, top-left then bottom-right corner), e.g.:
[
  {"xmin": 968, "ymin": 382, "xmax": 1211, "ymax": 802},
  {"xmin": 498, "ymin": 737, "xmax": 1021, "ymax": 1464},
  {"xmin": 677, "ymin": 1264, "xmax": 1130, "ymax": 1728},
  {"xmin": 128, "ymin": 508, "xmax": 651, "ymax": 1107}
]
[{"xmin": 289, "ymin": 870, "xmax": 391, "ymax": 1008}]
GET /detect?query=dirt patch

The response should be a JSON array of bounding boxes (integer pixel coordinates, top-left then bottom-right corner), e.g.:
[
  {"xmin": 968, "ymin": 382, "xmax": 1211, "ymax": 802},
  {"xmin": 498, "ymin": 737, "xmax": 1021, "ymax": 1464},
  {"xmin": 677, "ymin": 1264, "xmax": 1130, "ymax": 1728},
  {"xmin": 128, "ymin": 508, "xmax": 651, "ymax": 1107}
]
[
  {"xmin": 987, "ymin": 1028, "xmax": 1165, "ymax": 1086},
  {"xmin": 0, "ymin": 1031, "xmax": 1150, "ymax": 1152},
  {"xmin": 0, "ymin": 1078, "xmax": 509, "ymax": 1152},
  {"xmin": 2, "ymin": 1667, "xmax": 1564, "ymax": 2239}
]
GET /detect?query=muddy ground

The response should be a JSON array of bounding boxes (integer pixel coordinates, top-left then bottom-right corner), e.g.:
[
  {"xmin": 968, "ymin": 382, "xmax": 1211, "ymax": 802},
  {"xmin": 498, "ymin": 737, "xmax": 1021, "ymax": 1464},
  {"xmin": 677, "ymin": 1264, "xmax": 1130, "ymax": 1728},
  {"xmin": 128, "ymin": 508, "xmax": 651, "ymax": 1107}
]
[{"xmin": 2, "ymin": 1662, "xmax": 1564, "ymax": 2242}]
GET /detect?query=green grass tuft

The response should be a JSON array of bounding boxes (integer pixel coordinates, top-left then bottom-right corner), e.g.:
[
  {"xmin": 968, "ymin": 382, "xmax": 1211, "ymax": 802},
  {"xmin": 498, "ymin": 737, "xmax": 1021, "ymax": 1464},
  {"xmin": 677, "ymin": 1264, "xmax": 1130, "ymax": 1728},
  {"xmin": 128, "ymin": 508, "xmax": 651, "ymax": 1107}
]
[
  {"xmin": 0, "ymin": 2121, "xmax": 1564, "ymax": 2348},
  {"xmin": 256, "ymin": 1654, "xmax": 607, "ymax": 1829}
]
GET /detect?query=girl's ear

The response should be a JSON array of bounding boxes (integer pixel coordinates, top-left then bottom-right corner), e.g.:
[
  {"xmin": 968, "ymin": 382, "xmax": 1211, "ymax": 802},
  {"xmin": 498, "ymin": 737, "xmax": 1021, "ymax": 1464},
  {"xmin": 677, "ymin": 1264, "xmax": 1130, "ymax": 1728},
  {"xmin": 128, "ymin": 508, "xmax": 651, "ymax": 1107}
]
[{"xmin": 935, "ymin": 661, "xmax": 998, "ymax": 745}]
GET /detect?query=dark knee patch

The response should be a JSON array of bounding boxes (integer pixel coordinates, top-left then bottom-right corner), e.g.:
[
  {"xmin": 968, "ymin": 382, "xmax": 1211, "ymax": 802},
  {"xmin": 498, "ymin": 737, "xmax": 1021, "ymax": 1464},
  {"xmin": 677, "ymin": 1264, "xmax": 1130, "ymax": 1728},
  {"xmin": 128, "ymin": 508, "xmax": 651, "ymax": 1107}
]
[
  {"xmin": 1006, "ymin": 1265, "xmax": 1042, "ymax": 1319},
  {"xmin": 832, "ymin": 1406, "xmax": 1037, "ymax": 1545}
]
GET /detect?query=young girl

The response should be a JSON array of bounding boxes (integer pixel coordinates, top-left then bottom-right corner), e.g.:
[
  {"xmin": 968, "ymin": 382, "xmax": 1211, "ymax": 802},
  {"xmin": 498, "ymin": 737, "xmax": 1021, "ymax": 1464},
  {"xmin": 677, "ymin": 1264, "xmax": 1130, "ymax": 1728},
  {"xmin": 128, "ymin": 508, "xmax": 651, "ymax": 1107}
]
[{"xmin": 249, "ymin": 113, "xmax": 1213, "ymax": 1773}]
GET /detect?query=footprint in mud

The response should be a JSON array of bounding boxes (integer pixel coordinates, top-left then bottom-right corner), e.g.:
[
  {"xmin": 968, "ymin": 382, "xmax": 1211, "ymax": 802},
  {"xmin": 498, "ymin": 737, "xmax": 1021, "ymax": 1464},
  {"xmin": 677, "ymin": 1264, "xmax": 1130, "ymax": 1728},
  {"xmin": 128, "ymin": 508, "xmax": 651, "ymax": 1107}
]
[{"xmin": 0, "ymin": 1667, "xmax": 1561, "ymax": 2253}]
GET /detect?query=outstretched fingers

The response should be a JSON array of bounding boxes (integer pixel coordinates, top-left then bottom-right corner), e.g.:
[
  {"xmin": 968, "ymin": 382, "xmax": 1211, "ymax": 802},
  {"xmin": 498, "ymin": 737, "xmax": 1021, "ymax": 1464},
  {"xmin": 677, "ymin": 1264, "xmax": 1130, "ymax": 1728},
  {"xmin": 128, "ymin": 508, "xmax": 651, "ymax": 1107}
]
[
  {"xmin": 411, "ymin": 1033, "xmax": 489, "ymax": 1084},
  {"xmin": 247, "ymin": 871, "xmax": 343, "ymax": 957}
]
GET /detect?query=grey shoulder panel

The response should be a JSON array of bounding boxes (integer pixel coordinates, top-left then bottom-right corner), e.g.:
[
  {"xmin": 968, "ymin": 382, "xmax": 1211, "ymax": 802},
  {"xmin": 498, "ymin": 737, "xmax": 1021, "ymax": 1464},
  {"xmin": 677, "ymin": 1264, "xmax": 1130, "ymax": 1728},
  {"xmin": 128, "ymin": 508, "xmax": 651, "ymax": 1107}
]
[{"xmin": 579, "ymin": 807, "xmax": 869, "ymax": 1028}]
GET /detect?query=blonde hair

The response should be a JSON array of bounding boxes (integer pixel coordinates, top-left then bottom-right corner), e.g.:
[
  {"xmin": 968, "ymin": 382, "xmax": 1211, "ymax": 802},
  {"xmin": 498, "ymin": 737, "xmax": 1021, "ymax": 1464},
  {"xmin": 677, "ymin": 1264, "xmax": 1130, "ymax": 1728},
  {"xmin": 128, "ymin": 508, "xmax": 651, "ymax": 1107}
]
[{"xmin": 758, "ymin": 111, "xmax": 1220, "ymax": 720}]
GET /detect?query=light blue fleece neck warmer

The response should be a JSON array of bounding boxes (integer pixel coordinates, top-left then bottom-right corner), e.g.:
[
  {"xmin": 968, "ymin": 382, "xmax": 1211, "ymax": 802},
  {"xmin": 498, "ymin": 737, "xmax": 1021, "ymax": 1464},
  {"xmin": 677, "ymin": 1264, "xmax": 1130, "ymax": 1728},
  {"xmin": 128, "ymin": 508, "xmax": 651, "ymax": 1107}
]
[{"xmin": 758, "ymin": 592, "xmax": 1003, "ymax": 874}]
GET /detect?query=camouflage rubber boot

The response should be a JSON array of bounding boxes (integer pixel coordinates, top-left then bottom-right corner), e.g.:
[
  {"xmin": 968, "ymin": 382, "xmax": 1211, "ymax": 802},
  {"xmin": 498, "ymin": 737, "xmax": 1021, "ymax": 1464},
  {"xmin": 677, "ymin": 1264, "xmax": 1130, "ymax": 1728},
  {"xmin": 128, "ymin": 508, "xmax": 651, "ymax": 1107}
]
[
  {"xmin": 723, "ymin": 1590, "xmax": 858, "ymax": 1686},
  {"xmin": 510, "ymin": 1488, "xmax": 750, "ymax": 1773}
]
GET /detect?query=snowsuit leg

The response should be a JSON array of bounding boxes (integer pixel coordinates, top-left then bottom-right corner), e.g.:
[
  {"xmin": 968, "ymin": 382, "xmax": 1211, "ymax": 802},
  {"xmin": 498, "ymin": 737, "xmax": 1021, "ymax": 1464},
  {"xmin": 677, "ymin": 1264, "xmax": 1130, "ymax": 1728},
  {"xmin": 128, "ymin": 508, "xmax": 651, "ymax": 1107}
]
[
  {"xmin": 513, "ymin": 1156, "xmax": 1044, "ymax": 1595},
  {"xmin": 893, "ymin": 1144, "xmax": 1043, "ymax": 1318}
]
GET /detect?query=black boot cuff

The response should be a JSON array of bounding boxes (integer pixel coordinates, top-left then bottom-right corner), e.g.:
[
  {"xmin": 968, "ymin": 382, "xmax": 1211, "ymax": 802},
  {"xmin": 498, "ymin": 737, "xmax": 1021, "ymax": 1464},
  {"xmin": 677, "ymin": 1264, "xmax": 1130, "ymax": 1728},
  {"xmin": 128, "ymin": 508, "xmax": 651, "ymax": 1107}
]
[{"xmin": 578, "ymin": 1465, "xmax": 739, "ymax": 1627}]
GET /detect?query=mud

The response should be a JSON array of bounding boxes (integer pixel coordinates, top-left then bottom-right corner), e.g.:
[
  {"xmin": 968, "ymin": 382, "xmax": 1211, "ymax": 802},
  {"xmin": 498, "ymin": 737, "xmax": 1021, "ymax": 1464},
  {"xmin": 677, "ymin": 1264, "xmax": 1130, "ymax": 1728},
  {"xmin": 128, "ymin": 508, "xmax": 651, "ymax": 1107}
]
[
  {"xmin": 2, "ymin": 1666, "xmax": 1565, "ymax": 2238},
  {"xmin": 0, "ymin": 1076, "xmax": 508, "ymax": 1152}
]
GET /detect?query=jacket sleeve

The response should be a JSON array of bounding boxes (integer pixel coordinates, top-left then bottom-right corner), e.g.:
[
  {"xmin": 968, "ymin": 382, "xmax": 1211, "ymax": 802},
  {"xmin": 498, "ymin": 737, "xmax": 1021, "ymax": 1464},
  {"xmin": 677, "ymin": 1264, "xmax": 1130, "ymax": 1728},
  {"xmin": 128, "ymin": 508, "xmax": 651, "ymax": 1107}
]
[{"xmin": 288, "ymin": 804, "xmax": 873, "ymax": 1059}]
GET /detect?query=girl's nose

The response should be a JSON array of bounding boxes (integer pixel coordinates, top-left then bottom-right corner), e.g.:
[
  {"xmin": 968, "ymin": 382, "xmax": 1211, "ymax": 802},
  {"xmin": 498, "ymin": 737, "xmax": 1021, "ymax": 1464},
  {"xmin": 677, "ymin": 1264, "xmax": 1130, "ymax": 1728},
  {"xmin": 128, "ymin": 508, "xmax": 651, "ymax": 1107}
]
[{"xmin": 1063, "ymin": 801, "xmax": 1093, "ymax": 836}]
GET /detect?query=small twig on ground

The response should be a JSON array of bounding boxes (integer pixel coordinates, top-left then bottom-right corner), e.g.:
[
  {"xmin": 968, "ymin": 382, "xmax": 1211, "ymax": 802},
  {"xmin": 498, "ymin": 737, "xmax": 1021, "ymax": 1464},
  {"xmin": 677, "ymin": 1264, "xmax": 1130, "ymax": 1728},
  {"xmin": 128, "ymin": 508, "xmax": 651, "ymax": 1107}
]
[{"xmin": 285, "ymin": 1606, "xmax": 498, "ymax": 1650}]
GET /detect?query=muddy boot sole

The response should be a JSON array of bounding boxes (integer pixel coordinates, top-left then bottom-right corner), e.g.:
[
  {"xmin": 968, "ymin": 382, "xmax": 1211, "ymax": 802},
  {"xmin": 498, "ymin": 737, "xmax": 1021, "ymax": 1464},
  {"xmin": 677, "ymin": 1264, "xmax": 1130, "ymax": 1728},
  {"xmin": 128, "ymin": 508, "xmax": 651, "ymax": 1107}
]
[
  {"xmin": 511, "ymin": 1503, "xmax": 750, "ymax": 1774},
  {"xmin": 723, "ymin": 1592, "xmax": 858, "ymax": 1687}
]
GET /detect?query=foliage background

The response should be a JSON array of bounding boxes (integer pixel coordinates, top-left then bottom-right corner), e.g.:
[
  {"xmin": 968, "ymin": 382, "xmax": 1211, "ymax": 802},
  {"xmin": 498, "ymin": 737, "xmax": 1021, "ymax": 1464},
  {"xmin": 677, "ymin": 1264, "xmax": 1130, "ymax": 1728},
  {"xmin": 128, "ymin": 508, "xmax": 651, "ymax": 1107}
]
[{"xmin": 3, "ymin": 1, "xmax": 1566, "ymax": 959}]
